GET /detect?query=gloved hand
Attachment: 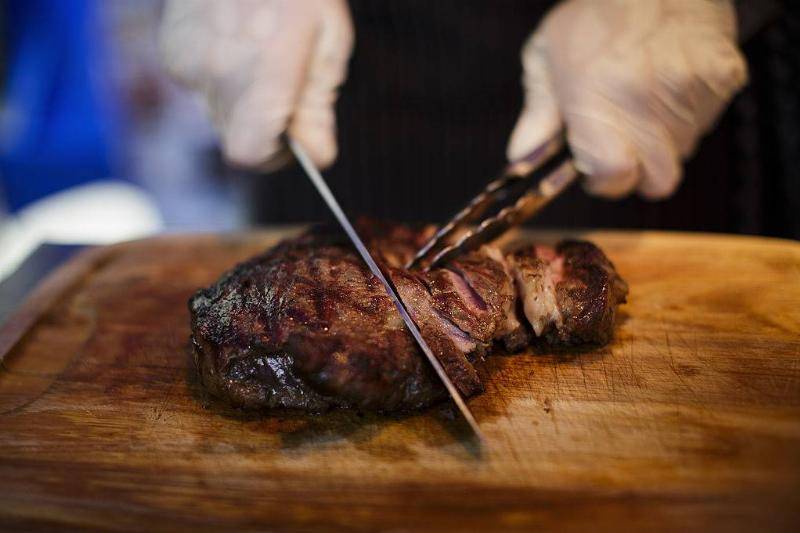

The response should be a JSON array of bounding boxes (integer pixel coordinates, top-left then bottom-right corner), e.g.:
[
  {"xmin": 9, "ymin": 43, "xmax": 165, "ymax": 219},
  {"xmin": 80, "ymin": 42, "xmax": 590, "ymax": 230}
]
[
  {"xmin": 160, "ymin": 0, "xmax": 354, "ymax": 169},
  {"xmin": 507, "ymin": 0, "xmax": 748, "ymax": 199}
]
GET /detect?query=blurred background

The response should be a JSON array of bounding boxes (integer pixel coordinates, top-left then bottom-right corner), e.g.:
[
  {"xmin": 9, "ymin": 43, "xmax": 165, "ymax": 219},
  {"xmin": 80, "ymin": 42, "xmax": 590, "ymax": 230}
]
[{"xmin": 0, "ymin": 0, "xmax": 797, "ymax": 282}]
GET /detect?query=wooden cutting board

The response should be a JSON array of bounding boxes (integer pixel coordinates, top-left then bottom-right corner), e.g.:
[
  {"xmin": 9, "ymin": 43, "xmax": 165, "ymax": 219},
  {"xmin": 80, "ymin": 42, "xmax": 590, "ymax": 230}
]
[{"xmin": 1, "ymin": 230, "xmax": 798, "ymax": 531}]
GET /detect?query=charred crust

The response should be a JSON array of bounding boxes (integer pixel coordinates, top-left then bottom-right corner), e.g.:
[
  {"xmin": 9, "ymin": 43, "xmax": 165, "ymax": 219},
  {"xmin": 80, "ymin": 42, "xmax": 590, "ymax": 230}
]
[
  {"xmin": 188, "ymin": 227, "xmax": 627, "ymax": 413},
  {"xmin": 549, "ymin": 240, "xmax": 628, "ymax": 345}
]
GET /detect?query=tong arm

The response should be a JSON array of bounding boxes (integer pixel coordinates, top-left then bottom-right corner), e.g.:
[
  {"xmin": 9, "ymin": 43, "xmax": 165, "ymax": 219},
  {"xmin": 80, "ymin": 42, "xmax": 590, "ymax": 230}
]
[
  {"xmin": 424, "ymin": 155, "xmax": 578, "ymax": 270},
  {"xmin": 406, "ymin": 133, "xmax": 567, "ymax": 270}
]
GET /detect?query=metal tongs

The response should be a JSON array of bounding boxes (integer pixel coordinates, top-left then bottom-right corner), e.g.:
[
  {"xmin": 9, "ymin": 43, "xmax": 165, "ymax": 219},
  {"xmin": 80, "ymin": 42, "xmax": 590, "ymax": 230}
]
[{"xmin": 407, "ymin": 133, "xmax": 578, "ymax": 271}]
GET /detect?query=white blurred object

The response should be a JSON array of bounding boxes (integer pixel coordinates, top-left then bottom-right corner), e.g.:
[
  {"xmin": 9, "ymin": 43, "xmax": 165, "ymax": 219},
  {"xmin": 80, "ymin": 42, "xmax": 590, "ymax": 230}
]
[
  {"xmin": 507, "ymin": 0, "xmax": 748, "ymax": 200},
  {"xmin": 0, "ymin": 181, "xmax": 163, "ymax": 281},
  {"xmin": 159, "ymin": 0, "xmax": 354, "ymax": 170}
]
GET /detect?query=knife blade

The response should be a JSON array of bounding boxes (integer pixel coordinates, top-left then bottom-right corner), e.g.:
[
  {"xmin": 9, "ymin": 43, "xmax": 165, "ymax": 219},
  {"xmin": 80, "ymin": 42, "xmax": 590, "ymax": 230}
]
[{"xmin": 287, "ymin": 137, "xmax": 485, "ymax": 443}]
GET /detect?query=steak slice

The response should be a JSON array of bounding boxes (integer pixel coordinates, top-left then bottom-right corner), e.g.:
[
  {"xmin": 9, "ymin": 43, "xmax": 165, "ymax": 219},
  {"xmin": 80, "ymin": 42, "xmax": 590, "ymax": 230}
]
[
  {"xmin": 450, "ymin": 248, "xmax": 523, "ymax": 346},
  {"xmin": 550, "ymin": 240, "xmax": 629, "ymax": 345},
  {"xmin": 509, "ymin": 241, "xmax": 628, "ymax": 346},
  {"xmin": 189, "ymin": 224, "xmax": 627, "ymax": 412},
  {"xmin": 508, "ymin": 251, "xmax": 563, "ymax": 338},
  {"xmin": 389, "ymin": 267, "xmax": 483, "ymax": 397}
]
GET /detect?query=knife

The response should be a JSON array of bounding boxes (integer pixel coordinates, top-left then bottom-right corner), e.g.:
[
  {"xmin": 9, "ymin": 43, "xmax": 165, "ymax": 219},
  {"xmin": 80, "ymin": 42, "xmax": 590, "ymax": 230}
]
[{"xmin": 287, "ymin": 137, "xmax": 485, "ymax": 443}]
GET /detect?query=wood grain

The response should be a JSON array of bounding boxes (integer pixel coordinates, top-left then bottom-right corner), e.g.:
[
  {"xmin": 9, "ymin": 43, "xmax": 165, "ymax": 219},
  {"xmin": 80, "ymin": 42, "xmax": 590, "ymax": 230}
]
[{"xmin": 1, "ymin": 230, "xmax": 799, "ymax": 531}]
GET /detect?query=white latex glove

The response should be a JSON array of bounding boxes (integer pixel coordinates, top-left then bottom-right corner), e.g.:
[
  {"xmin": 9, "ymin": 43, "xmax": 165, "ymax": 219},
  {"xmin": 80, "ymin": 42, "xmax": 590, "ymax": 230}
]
[
  {"xmin": 160, "ymin": 0, "xmax": 354, "ymax": 169},
  {"xmin": 507, "ymin": 0, "xmax": 748, "ymax": 199}
]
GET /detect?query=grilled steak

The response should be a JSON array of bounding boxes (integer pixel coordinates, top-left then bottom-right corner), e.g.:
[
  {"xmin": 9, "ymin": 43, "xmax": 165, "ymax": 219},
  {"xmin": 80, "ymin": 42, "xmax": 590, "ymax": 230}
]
[{"xmin": 189, "ymin": 223, "xmax": 627, "ymax": 412}]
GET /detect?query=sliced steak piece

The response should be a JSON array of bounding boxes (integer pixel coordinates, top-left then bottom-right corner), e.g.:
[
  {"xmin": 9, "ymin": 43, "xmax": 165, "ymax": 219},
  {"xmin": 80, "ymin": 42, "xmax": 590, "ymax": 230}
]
[
  {"xmin": 508, "ymin": 251, "xmax": 563, "ymax": 338},
  {"xmin": 508, "ymin": 241, "xmax": 628, "ymax": 346},
  {"xmin": 480, "ymin": 246, "xmax": 530, "ymax": 351},
  {"xmin": 549, "ymin": 240, "xmax": 628, "ymax": 345},
  {"xmin": 389, "ymin": 267, "xmax": 483, "ymax": 397},
  {"xmin": 421, "ymin": 246, "xmax": 528, "ymax": 353},
  {"xmin": 424, "ymin": 268, "xmax": 495, "ymax": 348},
  {"xmin": 423, "ymin": 248, "xmax": 508, "ymax": 341},
  {"xmin": 454, "ymin": 247, "xmax": 528, "ymax": 346}
]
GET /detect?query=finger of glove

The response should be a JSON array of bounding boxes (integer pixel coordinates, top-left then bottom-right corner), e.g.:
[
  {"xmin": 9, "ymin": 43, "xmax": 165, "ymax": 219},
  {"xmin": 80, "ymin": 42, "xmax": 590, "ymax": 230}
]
[
  {"xmin": 579, "ymin": 56, "xmax": 682, "ymax": 201},
  {"xmin": 289, "ymin": 0, "xmax": 354, "ymax": 169},
  {"xmin": 645, "ymin": 28, "xmax": 707, "ymax": 159},
  {"xmin": 563, "ymin": 94, "xmax": 640, "ymax": 199},
  {"xmin": 507, "ymin": 36, "xmax": 563, "ymax": 162},
  {"xmin": 687, "ymin": 36, "xmax": 748, "ymax": 133},
  {"xmin": 657, "ymin": 0, "xmax": 746, "ymax": 140},
  {"xmin": 629, "ymin": 116, "xmax": 683, "ymax": 200},
  {"xmin": 218, "ymin": 3, "xmax": 320, "ymax": 168},
  {"xmin": 651, "ymin": 37, "xmax": 746, "ymax": 165},
  {"xmin": 160, "ymin": 0, "xmax": 216, "ymax": 87}
]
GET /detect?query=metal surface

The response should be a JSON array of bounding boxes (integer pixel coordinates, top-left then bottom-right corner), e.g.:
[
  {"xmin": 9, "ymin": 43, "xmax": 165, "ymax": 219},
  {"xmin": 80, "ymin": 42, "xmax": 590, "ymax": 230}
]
[
  {"xmin": 407, "ymin": 134, "xmax": 575, "ymax": 271},
  {"xmin": 0, "ymin": 244, "xmax": 85, "ymax": 327},
  {"xmin": 427, "ymin": 153, "xmax": 578, "ymax": 270},
  {"xmin": 287, "ymin": 138, "xmax": 485, "ymax": 443}
]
